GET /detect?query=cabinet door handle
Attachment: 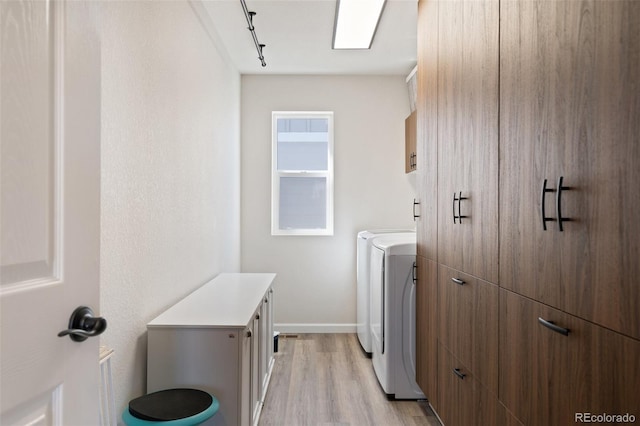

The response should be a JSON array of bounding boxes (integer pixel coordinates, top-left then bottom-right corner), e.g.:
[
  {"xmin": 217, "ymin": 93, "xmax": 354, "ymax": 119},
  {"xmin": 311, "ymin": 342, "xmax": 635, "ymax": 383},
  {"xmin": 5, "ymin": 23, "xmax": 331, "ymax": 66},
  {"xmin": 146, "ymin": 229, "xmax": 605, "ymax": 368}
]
[
  {"xmin": 556, "ymin": 176, "xmax": 572, "ymax": 232},
  {"xmin": 453, "ymin": 192, "xmax": 459, "ymax": 224},
  {"xmin": 412, "ymin": 262, "xmax": 417, "ymax": 284},
  {"xmin": 255, "ymin": 313, "xmax": 260, "ymax": 320},
  {"xmin": 246, "ymin": 330, "xmax": 252, "ymax": 338},
  {"xmin": 457, "ymin": 191, "xmax": 468, "ymax": 224},
  {"xmin": 413, "ymin": 199, "xmax": 420, "ymax": 221},
  {"xmin": 451, "ymin": 277, "xmax": 465, "ymax": 285},
  {"xmin": 453, "ymin": 368, "xmax": 466, "ymax": 380},
  {"xmin": 540, "ymin": 179, "xmax": 556, "ymax": 231},
  {"xmin": 538, "ymin": 317, "xmax": 570, "ymax": 336}
]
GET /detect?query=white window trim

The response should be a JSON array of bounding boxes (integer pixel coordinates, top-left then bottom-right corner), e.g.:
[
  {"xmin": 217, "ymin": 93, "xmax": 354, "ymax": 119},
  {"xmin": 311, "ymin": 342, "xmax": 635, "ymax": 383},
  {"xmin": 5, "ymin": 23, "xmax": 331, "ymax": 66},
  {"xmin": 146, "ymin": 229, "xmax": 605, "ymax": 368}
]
[{"xmin": 271, "ymin": 111, "xmax": 334, "ymax": 236}]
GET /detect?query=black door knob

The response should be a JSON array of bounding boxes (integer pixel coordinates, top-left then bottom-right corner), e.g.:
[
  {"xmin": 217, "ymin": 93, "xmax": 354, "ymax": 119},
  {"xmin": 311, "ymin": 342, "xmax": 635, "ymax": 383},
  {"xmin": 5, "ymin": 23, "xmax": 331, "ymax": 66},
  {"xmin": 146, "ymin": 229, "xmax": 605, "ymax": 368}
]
[{"xmin": 58, "ymin": 306, "xmax": 107, "ymax": 342}]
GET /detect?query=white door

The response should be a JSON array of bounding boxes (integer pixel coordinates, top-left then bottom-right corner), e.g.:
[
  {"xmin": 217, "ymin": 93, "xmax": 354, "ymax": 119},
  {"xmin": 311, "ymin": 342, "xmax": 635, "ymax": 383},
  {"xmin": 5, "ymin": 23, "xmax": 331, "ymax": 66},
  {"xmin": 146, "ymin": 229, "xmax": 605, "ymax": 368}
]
[{"xmin": 1, "ymin": 1, "xmax": 102, "ymax": 425}]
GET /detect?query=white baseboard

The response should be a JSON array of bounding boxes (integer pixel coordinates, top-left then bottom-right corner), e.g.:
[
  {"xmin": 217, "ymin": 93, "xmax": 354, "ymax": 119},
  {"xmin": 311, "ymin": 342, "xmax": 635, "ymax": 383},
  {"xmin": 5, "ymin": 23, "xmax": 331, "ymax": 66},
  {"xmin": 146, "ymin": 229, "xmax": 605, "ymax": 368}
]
[{"xmin": 274, "ymin": 323, "xmax": 356, "ymax": 334}]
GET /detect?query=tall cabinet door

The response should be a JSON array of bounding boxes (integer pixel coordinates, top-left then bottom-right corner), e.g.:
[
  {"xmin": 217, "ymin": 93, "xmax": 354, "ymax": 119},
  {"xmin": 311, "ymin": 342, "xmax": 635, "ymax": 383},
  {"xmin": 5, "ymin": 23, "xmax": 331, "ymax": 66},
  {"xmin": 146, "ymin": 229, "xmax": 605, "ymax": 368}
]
[
  {"xmin": 500, "ymin": 0, "xmax": 640, "ymax": 339},
  {"xmin": 416, "ymin": 0, "xmax": 438, "ymax": 261},
  {"xmin": 437, "ymin": 0, "xmax": 499, "ymax": 283}
]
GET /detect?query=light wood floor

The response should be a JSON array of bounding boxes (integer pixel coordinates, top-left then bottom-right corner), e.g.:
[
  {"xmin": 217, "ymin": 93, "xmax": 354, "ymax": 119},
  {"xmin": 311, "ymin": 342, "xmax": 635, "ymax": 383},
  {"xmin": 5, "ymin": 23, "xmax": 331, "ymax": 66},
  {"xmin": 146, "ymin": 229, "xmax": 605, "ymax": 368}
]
[{"xmin": 259, "ymin": 333, "xmax": 441, "ymax": 426}]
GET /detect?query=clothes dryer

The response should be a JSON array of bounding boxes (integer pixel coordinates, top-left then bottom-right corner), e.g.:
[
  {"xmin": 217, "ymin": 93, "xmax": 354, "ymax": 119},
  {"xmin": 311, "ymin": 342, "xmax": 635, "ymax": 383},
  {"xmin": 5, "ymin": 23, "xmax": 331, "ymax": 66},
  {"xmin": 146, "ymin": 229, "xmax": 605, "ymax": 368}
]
[
  {"xmin": 356, "ymin": 230, "xmax": 414, "ymax": 355},
  {"xmin": 370, "ymin": 233, "xmax": 424, "ymax": 400}
]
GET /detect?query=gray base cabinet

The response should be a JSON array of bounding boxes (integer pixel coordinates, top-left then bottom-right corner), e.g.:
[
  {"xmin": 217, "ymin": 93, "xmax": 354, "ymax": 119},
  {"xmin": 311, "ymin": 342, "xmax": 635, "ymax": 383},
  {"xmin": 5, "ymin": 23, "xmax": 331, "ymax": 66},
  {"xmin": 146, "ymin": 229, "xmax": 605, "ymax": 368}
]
[{"xmin": 146, "ymin": 273, "xmax": 276, "ymax": 426}]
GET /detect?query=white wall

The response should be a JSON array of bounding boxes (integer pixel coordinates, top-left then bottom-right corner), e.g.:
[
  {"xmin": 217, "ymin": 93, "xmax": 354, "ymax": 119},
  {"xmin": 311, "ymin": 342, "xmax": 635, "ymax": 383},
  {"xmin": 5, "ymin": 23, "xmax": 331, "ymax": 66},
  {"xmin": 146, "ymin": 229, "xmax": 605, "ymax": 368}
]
[
  {"xmin": 100, "ymin": 0, "xmax": 241, "ymax": 415},
  {"xmin": 241, "ymin": 75, "xmax": 416, "ymax": 331}
]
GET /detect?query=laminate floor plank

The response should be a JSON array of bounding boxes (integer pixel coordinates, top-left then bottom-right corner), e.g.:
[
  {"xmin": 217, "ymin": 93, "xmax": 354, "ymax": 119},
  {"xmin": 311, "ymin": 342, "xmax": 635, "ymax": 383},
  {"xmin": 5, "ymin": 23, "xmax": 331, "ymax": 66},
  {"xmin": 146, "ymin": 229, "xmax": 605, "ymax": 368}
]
[{"xmin": 259, "ymin": 334, "xmax": 441, "ymax": 426}]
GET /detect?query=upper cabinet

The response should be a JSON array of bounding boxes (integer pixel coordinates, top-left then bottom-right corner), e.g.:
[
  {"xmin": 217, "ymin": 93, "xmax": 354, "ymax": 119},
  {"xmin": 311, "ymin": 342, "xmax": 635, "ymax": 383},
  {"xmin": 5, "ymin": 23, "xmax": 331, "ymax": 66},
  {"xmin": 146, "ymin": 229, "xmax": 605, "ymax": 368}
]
[
  {"xmin": 405, "ymin": 110, "xmax": 417, "ymax": 173},
  {"xmin": 436, "ymin": 0, "xmax": 499, "ymax": 283},
  {"xmin": 499, "ymin": 0, "xmax": 640, "ymax": 340}
]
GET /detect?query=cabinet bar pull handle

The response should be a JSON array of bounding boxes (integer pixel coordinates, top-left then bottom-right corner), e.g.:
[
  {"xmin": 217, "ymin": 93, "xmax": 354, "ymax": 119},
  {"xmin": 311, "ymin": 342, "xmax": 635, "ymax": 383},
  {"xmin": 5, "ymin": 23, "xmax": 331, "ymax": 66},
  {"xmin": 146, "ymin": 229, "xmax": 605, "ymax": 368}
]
[
  {"xmin": 556, "ymin": 176, "xmax": 572, "ymax": 232},
  {"xmin": 451, "ymin": 277, "xmax": 465, "ymax": 285},
  {"xmin": 538, "ymin": 317, "xmax": 570, "ymax": 336},
  {"xmin": 453, "ymin": 368, "xmax": 466, "ymax": 379},
  {"xmin": 413, "ymin": 199, "xmax": 420, "ymax": 221},
  {"xmin": 453, "ymin": 193, "xmax": 459, "ymax": 224},
  {"xmin": 458, "ymin": 191, "xmax": 468, "ymax": 224},
  {"xmin": 540, "ymin": 179, "xmax": 556, "ymax": 230},
  {"xmin": 412, "ymin": 262, "xmax": 417, "ymax": 284}
]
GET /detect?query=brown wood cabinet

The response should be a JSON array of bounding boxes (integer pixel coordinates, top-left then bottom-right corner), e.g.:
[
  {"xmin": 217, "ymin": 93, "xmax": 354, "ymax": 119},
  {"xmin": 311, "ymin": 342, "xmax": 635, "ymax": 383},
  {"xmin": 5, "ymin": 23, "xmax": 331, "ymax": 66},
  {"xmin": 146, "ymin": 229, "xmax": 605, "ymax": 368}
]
[
  {"xmin": 414, "ymin": 0, "xmax": 640, "ymax": 424},
  {"xmin": 500, "ymin": 289, "xmax": 640, "ymax": 425},
  {"xmin": 415, "ymin": 0, "xmax": 438, "ymax": 261},
  {"xmin": 499, "ymin": 0, "xmax": 640, "ymax": 341},
  {"xmin": 437, "ymin": 344, "xmax": 500, "ymax": 426},
  {"xmin": 405, "ymin": 110, "xmax": 417, "ymax": 173},
  {"xmin": 414, "ymin": 2, "xmax": 439, "ymax": 411},
  {"xmin": 436, "ymin": 0, "xmax": 499, "ymax": 284},
  {"xmin": 415, "ymin": 256, "xmax": 437, "ymax": 410},
  {"xmin": 438, "ymin": 265, "xmax": 498, "ymax": 394}
]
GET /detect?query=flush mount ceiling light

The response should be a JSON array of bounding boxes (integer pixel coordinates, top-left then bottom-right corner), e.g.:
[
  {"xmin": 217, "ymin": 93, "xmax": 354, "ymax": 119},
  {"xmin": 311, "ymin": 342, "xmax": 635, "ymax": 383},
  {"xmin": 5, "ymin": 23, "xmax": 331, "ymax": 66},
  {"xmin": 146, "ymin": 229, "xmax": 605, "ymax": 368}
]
[{"xmin": 332, "ymin": 0, "xmax": 386, "ymax": 50}]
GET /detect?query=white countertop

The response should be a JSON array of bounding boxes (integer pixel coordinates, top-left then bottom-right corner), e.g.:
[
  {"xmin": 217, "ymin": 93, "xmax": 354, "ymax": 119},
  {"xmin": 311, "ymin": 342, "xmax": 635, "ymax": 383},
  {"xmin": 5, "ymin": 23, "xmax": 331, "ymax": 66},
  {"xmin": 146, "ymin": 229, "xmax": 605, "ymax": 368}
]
[{"xmin": 147, "ymin": 273, "xmax": 276, "ymax": 328}]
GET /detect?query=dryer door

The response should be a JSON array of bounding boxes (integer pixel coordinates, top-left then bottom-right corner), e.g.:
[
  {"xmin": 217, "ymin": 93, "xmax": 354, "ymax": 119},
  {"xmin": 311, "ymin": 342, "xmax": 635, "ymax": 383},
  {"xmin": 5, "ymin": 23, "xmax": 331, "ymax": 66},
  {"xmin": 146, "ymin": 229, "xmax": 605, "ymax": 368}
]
[{"xmin": 370, "ymin": 246, "xmax": 385, "ymax": 354}]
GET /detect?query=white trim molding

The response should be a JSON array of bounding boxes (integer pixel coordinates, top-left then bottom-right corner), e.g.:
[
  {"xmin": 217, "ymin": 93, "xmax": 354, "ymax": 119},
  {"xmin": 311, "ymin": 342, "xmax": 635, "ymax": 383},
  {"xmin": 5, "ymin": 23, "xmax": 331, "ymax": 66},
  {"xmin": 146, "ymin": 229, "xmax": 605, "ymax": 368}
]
[{"xmin": 274, "ymin": 323, "xmax": 356, "ymax": 334}]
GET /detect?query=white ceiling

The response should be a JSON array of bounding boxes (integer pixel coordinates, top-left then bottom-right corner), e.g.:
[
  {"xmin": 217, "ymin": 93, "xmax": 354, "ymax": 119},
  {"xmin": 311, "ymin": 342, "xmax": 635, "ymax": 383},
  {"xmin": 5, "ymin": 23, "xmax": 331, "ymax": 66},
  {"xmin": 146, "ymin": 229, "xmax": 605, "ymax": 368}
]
[{"xmin": 201, "ymin": 0, "xmax": 417, "ymax": 75}]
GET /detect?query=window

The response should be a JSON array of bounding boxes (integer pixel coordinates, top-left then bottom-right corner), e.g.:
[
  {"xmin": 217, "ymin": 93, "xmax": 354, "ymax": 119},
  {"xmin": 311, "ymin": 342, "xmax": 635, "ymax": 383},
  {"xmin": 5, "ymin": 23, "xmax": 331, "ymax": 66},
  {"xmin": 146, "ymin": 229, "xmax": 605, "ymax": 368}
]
[{"xmin": 271, "ymin": 112, "xmax": 334, "ymax": 236}]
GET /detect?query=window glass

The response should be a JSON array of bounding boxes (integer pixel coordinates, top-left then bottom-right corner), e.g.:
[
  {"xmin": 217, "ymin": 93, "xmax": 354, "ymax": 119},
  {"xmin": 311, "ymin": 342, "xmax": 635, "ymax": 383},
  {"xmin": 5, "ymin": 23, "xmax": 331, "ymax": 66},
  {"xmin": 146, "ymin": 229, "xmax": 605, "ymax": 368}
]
[
  {"xmin": 279, "ymin": 177, "xmax": 327, "ymax": 230},
  {"xmin": 276, "ymin": 118, "xmax": 329, "ymax": 171},
  {"xmin": 271, "ymin": 112, "xmax": 334, "ymax": 236}
]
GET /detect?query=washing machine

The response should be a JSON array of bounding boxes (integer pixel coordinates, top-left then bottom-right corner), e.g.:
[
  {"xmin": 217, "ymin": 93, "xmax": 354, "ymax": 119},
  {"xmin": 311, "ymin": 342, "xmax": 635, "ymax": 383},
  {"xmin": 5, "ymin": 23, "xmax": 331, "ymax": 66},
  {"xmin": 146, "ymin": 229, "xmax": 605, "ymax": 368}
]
[
  {"xmin": 357, "ymin": 229, "xmax": 413, "ymax": 355},
  {"xmin": 369, "ymin": 233, "xmax": 424, "ymax": 400}
]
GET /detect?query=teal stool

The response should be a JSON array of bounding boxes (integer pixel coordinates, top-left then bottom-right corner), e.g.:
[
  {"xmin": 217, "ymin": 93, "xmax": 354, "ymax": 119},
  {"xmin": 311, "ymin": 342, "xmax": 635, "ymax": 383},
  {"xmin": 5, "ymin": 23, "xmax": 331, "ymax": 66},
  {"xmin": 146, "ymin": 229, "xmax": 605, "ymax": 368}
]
[{"xmin": 122, "ymin": 388, "xmax": 219, "ymax": 426}]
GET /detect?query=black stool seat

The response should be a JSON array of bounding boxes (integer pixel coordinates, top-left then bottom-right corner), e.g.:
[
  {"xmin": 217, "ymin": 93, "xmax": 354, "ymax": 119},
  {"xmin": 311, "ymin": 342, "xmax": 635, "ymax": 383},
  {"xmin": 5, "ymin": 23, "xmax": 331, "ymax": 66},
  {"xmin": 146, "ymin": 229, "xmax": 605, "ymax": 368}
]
[{"xmin": 129, "ymin": 388, "xmax": 213, "ymax": 421}]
